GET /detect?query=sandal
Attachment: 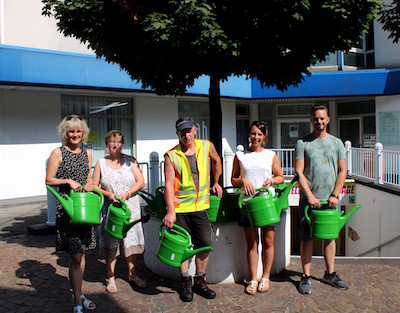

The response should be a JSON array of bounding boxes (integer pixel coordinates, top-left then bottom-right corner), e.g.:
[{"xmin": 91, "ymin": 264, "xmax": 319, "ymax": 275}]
[
  {"xmin": 72, "ymin": 294, "xmax": 96, "ymax": 311},
  {"xmin": 245, "ymin": 280, "xmax": 258, "ymax": 295},
  {"xmin": 258, "ymin": 277, "xmax": 270, "ymax": 292},
  {"xmin": 73, "ymin": 305, "xmax": 83, "ymax": 313},
  {"xmin": 128, "ymin": 275, "xmax": 147, "ymax": 288},
  {"xmin": 106, "ymin": 277, "xmax": 118, "ymax": 293}
]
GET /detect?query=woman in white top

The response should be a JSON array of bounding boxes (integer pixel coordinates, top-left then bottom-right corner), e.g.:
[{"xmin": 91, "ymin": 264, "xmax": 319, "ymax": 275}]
[
  {"xmin": 93, "ymin": 130, "xmax": 146, "ymax": 294},
  {"xmin": 231, "ymin": 121, "xmax": 284, "ymax": 295}
]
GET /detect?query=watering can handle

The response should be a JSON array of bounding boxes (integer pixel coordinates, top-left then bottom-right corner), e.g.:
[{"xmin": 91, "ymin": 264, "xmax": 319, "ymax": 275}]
[
  {"xmin": 89, "ymin": 187, "xmax": 105, "ymax": 209},
  {"xmin": 158, "ymin": 223, "xmax": 190, "ymax": 239},
  {"xmin": 238, "ymin": 187, "xmax": 270, "ymax": 209}
]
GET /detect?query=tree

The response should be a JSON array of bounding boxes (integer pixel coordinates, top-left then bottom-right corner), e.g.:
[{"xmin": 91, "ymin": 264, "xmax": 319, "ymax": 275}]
[
  {"xmin": 379, "ymin": 0, "xmax": 400, "ymax": 43},
  {"xmin": 42, "ymin": 0, "xmax": 380, "ymax": 159}
]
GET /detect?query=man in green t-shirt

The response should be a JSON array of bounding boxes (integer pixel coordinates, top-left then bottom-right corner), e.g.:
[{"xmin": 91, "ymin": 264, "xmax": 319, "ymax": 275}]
[{"xmin": 294, "ymin": 104, "xmax": 347, "ymax": 294}]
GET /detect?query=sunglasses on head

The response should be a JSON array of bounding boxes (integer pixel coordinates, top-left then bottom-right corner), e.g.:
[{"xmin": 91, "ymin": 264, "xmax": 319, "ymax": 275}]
[
  {"xmin": 251, "ymin": 121, "xmax": 267, "ymax": 129},
  {"xmin": 65, "ymin": 115, "xmax": 84, "ymax": 121}
]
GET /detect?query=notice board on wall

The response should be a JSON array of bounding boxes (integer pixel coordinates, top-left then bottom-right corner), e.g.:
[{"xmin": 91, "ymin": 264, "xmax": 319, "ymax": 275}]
[{"xmin": 379, "ymin": 111, "xmax": 400, "ymax": 145}]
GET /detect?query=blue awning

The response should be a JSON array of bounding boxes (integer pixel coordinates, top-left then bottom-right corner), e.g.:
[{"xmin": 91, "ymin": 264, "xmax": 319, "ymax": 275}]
[{"xmin": 1, "ymin": 45, "xmax": 400, "ymax": 98}]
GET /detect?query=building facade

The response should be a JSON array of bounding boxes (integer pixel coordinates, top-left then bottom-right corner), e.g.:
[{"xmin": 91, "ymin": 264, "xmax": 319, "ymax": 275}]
[{"xmin": 1, "ymin": 0, "xmax": 400, "ymax": 203}]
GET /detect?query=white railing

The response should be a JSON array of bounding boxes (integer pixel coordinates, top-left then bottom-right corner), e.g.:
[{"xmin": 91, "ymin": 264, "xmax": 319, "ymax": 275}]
[
  {"xmin": 273, "ymin": 149, "xmax": 295, "ymax": 176},
  {"xmin": 345, "ymin": 141, "xmax": 400, "ymax": 189}
]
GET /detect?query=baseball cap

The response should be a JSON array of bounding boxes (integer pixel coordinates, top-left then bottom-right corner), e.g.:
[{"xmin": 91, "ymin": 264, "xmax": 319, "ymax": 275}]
[{"xmin": 175, "ymin": 117, "xmax": 194, "ymax": 132}]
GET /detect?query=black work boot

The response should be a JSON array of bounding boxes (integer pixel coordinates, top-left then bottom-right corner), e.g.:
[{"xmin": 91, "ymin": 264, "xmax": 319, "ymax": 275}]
[
  {"xmin": 179, "ymin": 276, "xmax": 193, "ymax": 302},
  {"xmin": 193, "ymin": 274, "xmax": 216, "ymax": 299}
]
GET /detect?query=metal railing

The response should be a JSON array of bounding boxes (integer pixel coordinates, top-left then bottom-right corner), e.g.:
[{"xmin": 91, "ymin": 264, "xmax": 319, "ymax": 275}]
[
  {"xmin": 345, "ymin": 141, "xmax": 400, "ymax": 189},
  {"xmin": 273, "ymin": 149, "xmax": 295, "ymax": 176},
  {"xmin": 141, "ymin": 142, "xmax": 400, "ymax": 193}
]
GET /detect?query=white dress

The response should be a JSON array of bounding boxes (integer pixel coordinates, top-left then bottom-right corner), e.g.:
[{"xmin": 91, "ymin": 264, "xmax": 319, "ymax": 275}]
[
  {"xmin": 236, "ymin": 148, "xmax": 276, "ymax": 193},
  {"xmin": 98, "ymin": 155, "xmax": 145, "ymax": 256}
]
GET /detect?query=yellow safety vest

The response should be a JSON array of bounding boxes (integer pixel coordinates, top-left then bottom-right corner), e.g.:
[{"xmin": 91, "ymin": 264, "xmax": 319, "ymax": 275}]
[{"xmin": 166, "ymin": 139, "xmax": 210, "ymax": 213}]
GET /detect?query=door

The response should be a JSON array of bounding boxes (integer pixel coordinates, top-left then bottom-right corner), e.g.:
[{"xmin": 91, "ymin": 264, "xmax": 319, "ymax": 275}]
[
  {"xmin": 277, "ymin": 119, "xmax": 312, "ymax": 149},
  {"xmin": 339, "ymin": 118, "xmax": 361, "ymax": 148}
]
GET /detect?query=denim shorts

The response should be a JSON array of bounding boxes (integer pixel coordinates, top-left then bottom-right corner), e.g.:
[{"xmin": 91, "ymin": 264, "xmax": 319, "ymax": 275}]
[
  {"xmin": 175, "ymin": 210, "xmax": 212, "ymax": 248},
  {"xmin": 298, "ymin": 198, "xmax": 313, "ymax": 241}
]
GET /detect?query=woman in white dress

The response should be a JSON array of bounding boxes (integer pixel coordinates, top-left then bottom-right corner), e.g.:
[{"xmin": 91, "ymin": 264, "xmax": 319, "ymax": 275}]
[
  {"xmin": 93, "ymin": 130, "xmax": 146, "ymax": 293},
  {"xmin": 231, "ymin": 121, "xmax": 284, "ymax": 295}
]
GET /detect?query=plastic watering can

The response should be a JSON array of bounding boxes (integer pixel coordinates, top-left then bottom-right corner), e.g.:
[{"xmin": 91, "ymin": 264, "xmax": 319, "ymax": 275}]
[
  {"xmin": 304, "ymin": 201, "xmax": 361, "ymax": 239},
  {"xmin": 105, "ymin": 197, "xmax": 151, "ymax": 239},
  {"xmin": 46, "ymin": 184, "xmax": 104, "ymax": 226},
  {"xmin": 237, "ymin": 174, "xmax": 299, "ymax": 228},
  {"xmin": 138, "ymin": 187, "xmax": 167, "ymax": 219},
  {"xmin": 273, "ymin": 173, "xmax": 299, "ymax": 212},
  {"xmin": 157, "ymin": 224, "xmax": 213, "ymax": 267},
  {"xmin": 208, "ymin": 187, "xmax": 240, "ymax": 223},
  {"xmin": 238, "ymin": 188, "xmax": 278, "ymax": 228}
]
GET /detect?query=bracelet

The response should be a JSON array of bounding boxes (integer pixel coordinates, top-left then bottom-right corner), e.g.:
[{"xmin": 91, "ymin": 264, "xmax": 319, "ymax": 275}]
[{"xmin": 127, "ymin": 191, "xmax": 132, "ymax": 198}]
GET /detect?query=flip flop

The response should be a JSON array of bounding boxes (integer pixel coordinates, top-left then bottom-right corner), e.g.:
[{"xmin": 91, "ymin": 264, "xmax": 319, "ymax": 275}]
[
  {"xmin": 73, "ymin": 305, "xmax": 83, "ymax": 313},
  {"xmin": 106, "ymin": 277, "xmax": 118, "ymax": 293},
  {"xmin": 258, "ymin": 277, "xmax": 270, "ymax": 292},
  {"xmin": 245, "ymin": 280, "xmax": 258, "ymax": 295},
  {"xmin": 128, "ymin": 275, "xmax": 147, "ymax": 288}
]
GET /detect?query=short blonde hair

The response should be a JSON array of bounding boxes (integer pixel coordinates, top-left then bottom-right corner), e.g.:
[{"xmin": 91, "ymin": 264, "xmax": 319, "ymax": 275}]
[
  {"xmin": 104, "ymin": 130, "xmax": 125, "ymax": 145},
  {"xmin": 57, "ymin": 115, "xmax": 90, "ymax": 145}
]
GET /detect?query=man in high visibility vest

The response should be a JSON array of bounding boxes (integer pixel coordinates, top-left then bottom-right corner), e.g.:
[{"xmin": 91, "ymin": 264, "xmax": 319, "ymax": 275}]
[{"xmin": 164, "ymin": 117, "xmax": 223, "ymax": 302}]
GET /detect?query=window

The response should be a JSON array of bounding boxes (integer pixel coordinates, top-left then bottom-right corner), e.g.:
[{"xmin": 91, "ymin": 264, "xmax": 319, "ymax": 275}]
[
  {"xmin": 178, "ymin": 101, "xmax": 210, "ymax": 139},
  {"xmin": 61, "ymin": 95, "xmax": 134, "ymax": 165}
]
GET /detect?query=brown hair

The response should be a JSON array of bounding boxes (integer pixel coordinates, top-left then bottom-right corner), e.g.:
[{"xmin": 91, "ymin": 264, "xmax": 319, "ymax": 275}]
[
  {"xmin": 104, "ymin": 130, "xmax": 125, "ymax": 145},
  {"xmin": 311, "ymin": 104, "xmax": 329, "ymax": 115}
]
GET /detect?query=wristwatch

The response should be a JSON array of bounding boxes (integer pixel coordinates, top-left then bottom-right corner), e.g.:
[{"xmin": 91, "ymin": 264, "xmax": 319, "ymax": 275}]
[{"xmin": 330, "ymin": 193, "xmax": 339, "ymax": 199}]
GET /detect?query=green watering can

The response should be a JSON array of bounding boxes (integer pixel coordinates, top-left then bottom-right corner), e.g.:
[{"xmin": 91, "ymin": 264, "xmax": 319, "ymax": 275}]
[
  {"xmin": 304, "ymin": 201, "xmax": 361, "ymax": 239},
  {"xmin": 238, "ymin": 174, "xmax": 299, "ymax": 228},
  {"xmin": 46, "ymin": 184, "xmax": 104, "ymax": 226},
  {"xmin": 105, "ymin": 197, "xmax": 151, "ymax": 239},
  {"xmin": 208, "ymin": 187, "xmax": 240, "ymax": 223},
  {"xmin": 157, "ymin": 224, "xmax": 213, "ymax": 267},
  {"xmin": 138, "ymin": 187, "xmax": 167, "ymax": 219}
]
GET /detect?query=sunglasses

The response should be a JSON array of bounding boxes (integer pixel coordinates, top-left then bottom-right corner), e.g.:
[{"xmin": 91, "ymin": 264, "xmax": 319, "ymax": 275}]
[
  {"xmin": 251, "ymin": 121, "xmax": 267, "ymax": 129},
  {"xmin": 65, "ymin": 115, "xmax": 84, "ymax": 121}
]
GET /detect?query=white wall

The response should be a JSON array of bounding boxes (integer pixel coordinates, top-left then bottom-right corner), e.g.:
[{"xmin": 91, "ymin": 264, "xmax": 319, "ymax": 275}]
[
  {"xmin": 2, "ymin": 0, "xmax": 92, "ymax": 54},
  {"xmin": 374, "ymin": 11, "xmax": 400, "ymax": 69},
  {"xmin": 375, "ymin": 95, "xmax": 400, "ymax": 152},
  {"xmin": 0, "ymin": 90, "xmax": 61, "ymax": 200},
  {"xmin": 135, "ymin": 96, "xmax": 178, "ymax": 166},
  {"xmin": 346, "ymin": 184, "xmax": 400, "ymax": 257}
]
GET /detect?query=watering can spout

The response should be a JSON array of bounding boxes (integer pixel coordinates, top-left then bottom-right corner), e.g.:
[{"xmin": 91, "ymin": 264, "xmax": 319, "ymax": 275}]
[
  {"xmin": 123, "ymin": 214, "xmax": 151, "ymax": 235},
  {"xmin": 46, "ymin": 184, "xmax": 73, "ymax": 217},
  {"xmin": 182, "ymin": 245, "xmax": 213, "ymax": 262},
  {"xmin": 138, "ymin": 191, "xmax": 154, "ymax": 206},
  {"xmin": 274, "ymin": 172, "xmax": 299, "ymax": 213},
  {"xmin": 339, "ymin": 204, "xmax": 361, "ymax": 231}
]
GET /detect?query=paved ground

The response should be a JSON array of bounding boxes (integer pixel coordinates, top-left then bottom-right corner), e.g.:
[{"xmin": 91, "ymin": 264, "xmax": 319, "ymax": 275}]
[{"xmin": 1, "ymin": 201, "xmax": 400, "ymax": 312}]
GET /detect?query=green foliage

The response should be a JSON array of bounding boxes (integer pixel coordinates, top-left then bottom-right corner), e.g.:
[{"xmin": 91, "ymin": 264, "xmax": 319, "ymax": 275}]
[
  {"xmin": 379, "ymin": 0, "xmax": 400, "ymax": 43},
  {"xmin": 42, "ymin": 0, "xmax": 380, "ymax": 94}
]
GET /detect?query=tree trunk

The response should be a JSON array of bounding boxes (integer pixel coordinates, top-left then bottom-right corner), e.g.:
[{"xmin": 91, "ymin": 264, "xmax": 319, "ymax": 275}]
[
  {"xmin": 209, "ymin": 74, "xmax": 222, "ymax": 158},
  {"xmin": 209, "ymin": 74, "xmax": 223, "ymax": 186}
]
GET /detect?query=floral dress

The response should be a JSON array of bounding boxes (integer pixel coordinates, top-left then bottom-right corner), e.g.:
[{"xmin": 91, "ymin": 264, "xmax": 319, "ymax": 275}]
[
  {"xmin": 98, "ymin": 155, "xmax": 145, "ymax": 257},
  {"xmin": 55, "ymin": 146, "xmax": 96, "ymax": 253}
]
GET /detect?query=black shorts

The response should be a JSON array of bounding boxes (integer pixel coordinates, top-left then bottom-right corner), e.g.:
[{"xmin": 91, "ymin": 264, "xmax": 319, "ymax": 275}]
[{"xmin": 175, "ymin": 210, "xmax": 212, "ymax": 248}]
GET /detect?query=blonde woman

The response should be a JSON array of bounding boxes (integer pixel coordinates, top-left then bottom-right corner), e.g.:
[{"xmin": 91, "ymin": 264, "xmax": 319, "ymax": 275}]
[{"xmin": 46, "ymin": 115, "xmax": 96, "ymax": 313}]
